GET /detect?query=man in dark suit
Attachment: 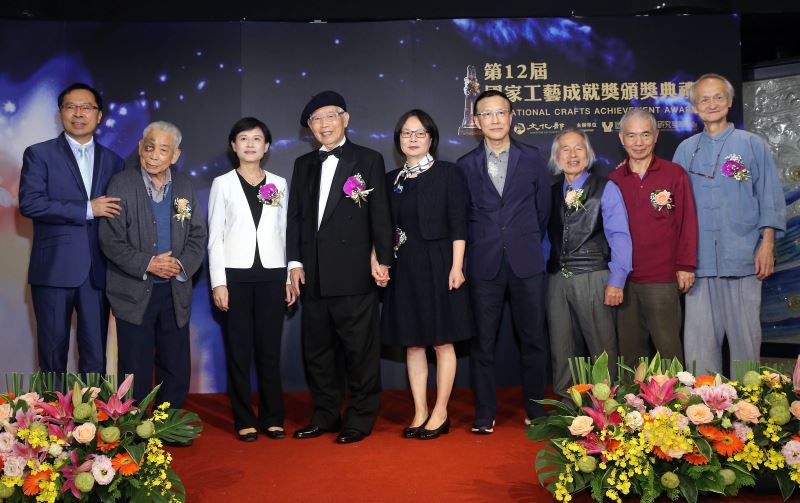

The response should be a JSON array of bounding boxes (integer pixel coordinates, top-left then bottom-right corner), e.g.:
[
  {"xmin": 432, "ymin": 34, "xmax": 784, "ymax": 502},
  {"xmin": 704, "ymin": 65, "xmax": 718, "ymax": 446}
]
[
  {"xmin": 99, "ymin": 121, "xmax": 207, "ymax": 427},
  {"xmin": 287, "ymin": 91, "xmax": 392, "ymax": 444},
  {"xmin": 19, "ymin": 82, "xmax": 124, "ymax": 374},
  {"xmin": 457, "ymin": 90, "xmax": 551, "ymax": 434}
]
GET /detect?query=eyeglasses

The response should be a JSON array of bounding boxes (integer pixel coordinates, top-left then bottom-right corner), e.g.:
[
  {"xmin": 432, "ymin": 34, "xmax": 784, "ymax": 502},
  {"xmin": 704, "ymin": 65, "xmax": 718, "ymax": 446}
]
[
  {"xmin": 399, "ymin": 129, "xmax": 428, "ymax": 139},
  {"xmin": 475, "ymin": 108, "xmax": 510, "ymax": 120},
  {"xmin": 61, "ymin": 103, "xmax": 99, "ymax": 113},
  {"xmin": 308, "ymin": 111, "xmax": 345, "ymax": 125}
]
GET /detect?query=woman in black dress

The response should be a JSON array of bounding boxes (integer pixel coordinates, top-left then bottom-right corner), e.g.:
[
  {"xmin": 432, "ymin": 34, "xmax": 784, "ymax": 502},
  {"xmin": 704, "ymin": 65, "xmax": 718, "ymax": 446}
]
[
  {"xmin": 208, "ymin": 117, "xmax": 296, "ymax": 442},
  {"xmin": 379, "ymin": 109, "xmax": 473, "ymax": 440}
]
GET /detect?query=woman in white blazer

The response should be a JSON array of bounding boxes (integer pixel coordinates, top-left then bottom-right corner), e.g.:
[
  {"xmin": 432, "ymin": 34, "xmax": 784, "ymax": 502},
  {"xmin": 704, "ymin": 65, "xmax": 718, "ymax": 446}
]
[{"xmin": 208, "ymin": 117, "xmax": 296, "ymax": 442}]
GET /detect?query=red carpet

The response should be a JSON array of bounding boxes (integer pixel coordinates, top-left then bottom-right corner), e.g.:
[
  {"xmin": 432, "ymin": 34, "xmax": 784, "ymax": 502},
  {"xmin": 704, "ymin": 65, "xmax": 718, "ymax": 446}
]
[{"xmin": 171, "ymin": 387, "xmax": 787, "ymax": 502}]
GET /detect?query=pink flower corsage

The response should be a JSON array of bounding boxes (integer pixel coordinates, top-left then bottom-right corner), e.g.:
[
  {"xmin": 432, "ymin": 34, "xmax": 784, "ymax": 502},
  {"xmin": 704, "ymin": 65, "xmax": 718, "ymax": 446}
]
[
  {"xmin": 721, "ymin": 154, "xmax": 751, "ymax": 181},
  {"xmin": 257, "ymin": 183, "xmax": 283, "ymax": 207},
  {"xmin": 649, "ymin": 189, "xmax": 673, "ymax": 211},
  {"xmin": 343, "ymin": 173, "xmax": 373, "ymax": 207}
]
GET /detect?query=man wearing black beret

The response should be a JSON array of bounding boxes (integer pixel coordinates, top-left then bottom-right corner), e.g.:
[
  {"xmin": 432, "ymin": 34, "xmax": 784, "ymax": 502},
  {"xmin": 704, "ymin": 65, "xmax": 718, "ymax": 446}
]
[{"xmin": 287, "ymin": 91, "xmax": 392, "ymax": 444}]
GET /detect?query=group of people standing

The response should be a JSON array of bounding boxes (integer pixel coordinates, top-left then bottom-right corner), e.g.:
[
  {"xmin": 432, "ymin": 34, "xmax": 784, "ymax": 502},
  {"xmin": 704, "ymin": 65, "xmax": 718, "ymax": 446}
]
[{"xmin": 18, "ymin": 72, "xmax": 785, "ymax": 447}]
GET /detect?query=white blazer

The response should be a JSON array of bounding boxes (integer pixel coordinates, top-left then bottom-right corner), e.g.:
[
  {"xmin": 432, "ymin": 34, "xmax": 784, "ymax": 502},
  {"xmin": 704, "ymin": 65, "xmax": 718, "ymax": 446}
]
[{"xmin": 207, "ymin": 169, "xmax": 289, "ymax": 289}]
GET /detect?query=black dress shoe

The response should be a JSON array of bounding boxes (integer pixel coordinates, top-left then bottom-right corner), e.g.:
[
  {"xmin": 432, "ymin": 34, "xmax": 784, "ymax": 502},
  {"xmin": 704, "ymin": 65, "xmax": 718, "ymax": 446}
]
[
  {"xmin": 335, "ymin": 429, "xmax": 366, "ymax": 444},
  {"xmin": 293, "ymin": 424, "xmax": 327, "ymax": 439},
  {"xmin": 237, "ymin": 431, "xmax": 258, "ymax": 442},
  {"xmin": 418, "ymin": 417, "xmax": 450, "ymax": 440},
  {"xmin": 262, "ymin": 427, "xmax": 286, "ymax": 440},
  {"xmin": 402, "ymin": 416, "xmax": 430, "ymax": 439},
  {"xmin": 163, "ymin": 439, "xmax": 193, "ymax": 447}
]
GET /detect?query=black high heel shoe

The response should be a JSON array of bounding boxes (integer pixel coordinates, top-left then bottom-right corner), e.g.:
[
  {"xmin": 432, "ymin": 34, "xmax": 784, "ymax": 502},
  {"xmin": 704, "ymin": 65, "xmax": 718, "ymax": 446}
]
[
  {"xmin": 418, "ymin": 417, "xmax": 449, "ymax": 440},
  {"xmin": 402, "ymin": 416, "xmax": 430, "ymax": 439}
]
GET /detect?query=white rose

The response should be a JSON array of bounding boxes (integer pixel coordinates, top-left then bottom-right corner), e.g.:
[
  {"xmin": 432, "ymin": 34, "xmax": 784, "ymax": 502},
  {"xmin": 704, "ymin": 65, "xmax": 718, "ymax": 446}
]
[{"xmin": 676, "ymin": 371, "xmax": 696, "ymax": 387}]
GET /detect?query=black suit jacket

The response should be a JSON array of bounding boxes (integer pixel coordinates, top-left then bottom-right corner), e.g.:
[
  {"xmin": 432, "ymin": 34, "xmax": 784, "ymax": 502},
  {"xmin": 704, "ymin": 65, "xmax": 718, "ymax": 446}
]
[{"xmin": 287, "ymin": 140, "xmax": 392, "ymax": 297}]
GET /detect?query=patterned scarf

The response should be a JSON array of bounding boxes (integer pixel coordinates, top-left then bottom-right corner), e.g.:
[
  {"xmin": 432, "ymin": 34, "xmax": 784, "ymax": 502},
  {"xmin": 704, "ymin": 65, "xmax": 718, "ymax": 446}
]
[{"xmin": 393, "ymin": 154, "xmax": 435, "ymax": 193}]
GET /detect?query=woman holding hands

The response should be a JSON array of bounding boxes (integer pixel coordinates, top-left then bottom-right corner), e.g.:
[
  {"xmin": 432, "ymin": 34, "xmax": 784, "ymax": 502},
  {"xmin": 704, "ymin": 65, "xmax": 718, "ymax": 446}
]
[{"xmin": 379, "ymin": 109, "xmax": 473, "ymax": 440}]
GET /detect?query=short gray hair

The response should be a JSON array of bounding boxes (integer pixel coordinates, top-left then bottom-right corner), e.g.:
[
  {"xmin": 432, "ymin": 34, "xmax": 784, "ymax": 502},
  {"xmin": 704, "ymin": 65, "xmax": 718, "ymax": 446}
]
[
  {"xmin": 143, "ymin": 120, "xmax": 182, "ymax": 148},
  {"xmin": 619, "ymin": 108, "xmax": 657, "ymax": 133},
  {"xmin": 687, "ymin": 73, "xmax": 735, "ymax": 105},
  {"xmin": 548, "ymin": 129, "xmax": 596, "ymax": 175}
]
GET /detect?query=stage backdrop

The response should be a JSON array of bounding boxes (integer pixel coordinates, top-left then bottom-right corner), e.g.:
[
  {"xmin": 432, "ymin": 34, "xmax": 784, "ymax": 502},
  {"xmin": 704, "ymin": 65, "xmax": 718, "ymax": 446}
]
[{"xmin": 0, "ymin": 15, "xmax": 747, "ymax": 392}]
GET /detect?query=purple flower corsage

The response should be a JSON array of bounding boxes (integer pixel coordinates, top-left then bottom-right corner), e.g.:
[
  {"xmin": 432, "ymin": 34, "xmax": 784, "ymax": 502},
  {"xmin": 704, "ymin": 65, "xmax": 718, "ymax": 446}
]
[
  {"xmin": 257, "ymin": 183, "xmax": 283, "ymax": 207},
  {"xmin": 343, "ymin": 173, "xmax": 374, "ymax": 207},
  {"xmin": 720, "ymin": 154, "xmax": 751, "ymax": 181}
]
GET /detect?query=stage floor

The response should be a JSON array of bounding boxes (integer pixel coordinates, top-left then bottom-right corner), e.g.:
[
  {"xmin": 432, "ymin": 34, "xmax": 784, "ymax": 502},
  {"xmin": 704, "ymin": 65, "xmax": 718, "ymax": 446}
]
[{"xmin": 170, "ymin": 387, "xmax": 787, "ymax": 502}]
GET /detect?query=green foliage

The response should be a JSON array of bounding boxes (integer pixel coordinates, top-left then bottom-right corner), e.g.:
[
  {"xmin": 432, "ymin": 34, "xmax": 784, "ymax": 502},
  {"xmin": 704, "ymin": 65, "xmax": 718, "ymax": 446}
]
[
  {"xmin": 591, "ymin": 352, "xmax": 610, "ymax": 385},
  {"xmin": 535, "ymin": 445, "xmax": 568, "ymax": 493},
  {"xmin": 677, "ymin": 472, "xmax": 698, "ymax": 503},
  {"xmin": 526, "ymin": 416, "xmax": 571, "ymax": 442},
  {"xmin": 534, "ymin": 398, "xmax": 577, "ymax": 416},
  {"xmin": 154, "ymin": 409, "xmax": 203, "ymax": 444},
  {"xmin": 590, "ymin": 467, "xmax": 610, "ymax": 501},
  {"xmin": 775, "ymin": 469, "xmax": 796, "ymax": 501},
  {"xmin": 694, "ymin": 437, "xmax": 713, "ymax": 460}
]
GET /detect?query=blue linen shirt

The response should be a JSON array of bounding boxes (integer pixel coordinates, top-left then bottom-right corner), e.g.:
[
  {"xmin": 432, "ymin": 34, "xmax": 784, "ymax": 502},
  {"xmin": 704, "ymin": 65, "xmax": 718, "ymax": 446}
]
[
  {"xmin": 672, "ymin": 124, "xmax": 786, "ymax": 278},
  {"xmin": 562, "ymin": 171, "xmax": 633, "ymax": 288}
]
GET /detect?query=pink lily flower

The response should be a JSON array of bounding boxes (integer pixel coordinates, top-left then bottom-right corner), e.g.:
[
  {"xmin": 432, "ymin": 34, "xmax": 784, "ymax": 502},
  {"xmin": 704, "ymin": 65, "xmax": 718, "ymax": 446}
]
[
  {"xmin": 694, "ymin": 383, "xmax": 737, "ymax": 416},
  {"xmin": 793, "ymin": 355, "xmax": 800, "ymax": 394},
  {"xmin": 60, "ymin": 450, "xmax": 94, "ymax": 499},
  {"xmin": 95, "ymin": 374, "xmax": 139, "ymax": 420},
  {"xmin": 638, "ymin": 376, "xmax": 685, "ymax": 407},
  {"xmin": 582, "ymin": 385, "xmax": 622, "ymax": 430},
  {"xmin": 38, "ymin": 391, "xmax": 74, "ymax": 424},
  {"xmin": 576, "ymin": 432, "xmax": 621, "ymax": 462}
]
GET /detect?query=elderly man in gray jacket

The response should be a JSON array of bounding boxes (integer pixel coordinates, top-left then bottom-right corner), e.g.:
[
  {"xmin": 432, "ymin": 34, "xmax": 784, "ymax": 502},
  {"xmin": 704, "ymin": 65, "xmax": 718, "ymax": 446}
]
[{"xmin": 99, "ymin": 121, "xmax": 206, "ymax": 426}]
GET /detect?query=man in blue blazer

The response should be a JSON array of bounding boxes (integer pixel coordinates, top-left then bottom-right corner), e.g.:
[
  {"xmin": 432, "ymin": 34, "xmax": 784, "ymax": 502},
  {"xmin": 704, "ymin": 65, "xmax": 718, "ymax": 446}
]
[
  {"xmin": 19, "ymin": 82, "xmax": 124, "ymax": 374},
  {"xmin": 457, "ymin": 90, "xmax": 551, "ymax": 434}
]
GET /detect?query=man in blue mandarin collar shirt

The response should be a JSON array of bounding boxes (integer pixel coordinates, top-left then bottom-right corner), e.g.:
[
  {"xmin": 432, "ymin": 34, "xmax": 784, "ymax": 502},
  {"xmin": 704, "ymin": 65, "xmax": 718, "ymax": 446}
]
[{"xmin": 673, "ymin": 73, "xmax": 786, "ymax": 375}]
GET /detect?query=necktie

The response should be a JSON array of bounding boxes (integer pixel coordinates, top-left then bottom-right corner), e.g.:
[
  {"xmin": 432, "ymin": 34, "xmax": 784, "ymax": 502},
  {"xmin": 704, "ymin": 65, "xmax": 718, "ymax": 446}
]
[
  {"xmin": 77, "ymin": 145, "xmax": 92, "ymax": 196},
  {"xmin": 318, "ymin": 146, "xmax": 343, "ymax": 162}
]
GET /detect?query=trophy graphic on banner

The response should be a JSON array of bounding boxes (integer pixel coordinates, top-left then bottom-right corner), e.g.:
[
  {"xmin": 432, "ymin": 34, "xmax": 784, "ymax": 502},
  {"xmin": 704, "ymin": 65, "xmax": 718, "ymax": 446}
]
[{"xmin": 458, "ymin": 65, "xmax": 482, "ymax": 136}]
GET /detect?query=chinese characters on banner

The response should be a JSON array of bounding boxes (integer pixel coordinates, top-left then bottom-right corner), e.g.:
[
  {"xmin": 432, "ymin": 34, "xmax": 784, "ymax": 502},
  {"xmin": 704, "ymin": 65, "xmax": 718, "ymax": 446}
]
[{"xmin": 477, "ymin": 61, "xmax": 697, "ymax": 136}]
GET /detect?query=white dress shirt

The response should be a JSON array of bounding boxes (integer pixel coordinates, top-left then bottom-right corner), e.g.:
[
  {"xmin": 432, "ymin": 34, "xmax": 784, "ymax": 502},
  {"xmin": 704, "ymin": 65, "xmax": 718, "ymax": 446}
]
[{"xmin": 288, "ymin": 138, "xmax": 346, "ymax": 272}]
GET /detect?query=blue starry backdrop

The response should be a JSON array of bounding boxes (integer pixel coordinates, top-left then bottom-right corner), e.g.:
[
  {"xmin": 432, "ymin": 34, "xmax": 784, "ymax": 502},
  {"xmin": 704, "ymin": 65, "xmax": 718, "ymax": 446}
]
[{"xmin": 1, "ymin": 16, "xmax": 775, "ymax": 393}]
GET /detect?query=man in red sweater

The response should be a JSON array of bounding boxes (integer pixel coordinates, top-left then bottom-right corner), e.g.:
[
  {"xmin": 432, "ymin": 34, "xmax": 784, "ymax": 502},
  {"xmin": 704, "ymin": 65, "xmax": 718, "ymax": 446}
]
[{"xmin": 608, "ymin": 108, "xmax": 698, "ymax": 366}]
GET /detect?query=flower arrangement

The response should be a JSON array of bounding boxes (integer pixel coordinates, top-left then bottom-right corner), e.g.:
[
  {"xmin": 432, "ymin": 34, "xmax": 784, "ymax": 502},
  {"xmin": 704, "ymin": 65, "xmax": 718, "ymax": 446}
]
[
  {"xmin": 564, "ymin": 188, "xmax": 586, "ymax": 211},
  {"xmin": 257, "ymin": 183, "xmax": 283, "ymax": 207},
  {"xmin": 0, "ymin": 373, "xmax": 201, "ymax": 502},
  {"xmin": 343, "ymin": 174, "xmax": 373, "ymax": 207},
  {"xmin": 649, "ymin": 189, "xmax": 673, "ymax": 211},
  {"xmin": 721, "ymin": 154, "xmax": 751, "ymax": 181},
  {"xmin": 528, "ymin": 353, "xmax": 800, "ymax": 503},
  {"xmin": 173, "ymin": 198, "xmax": 192, "ymax": 223}
]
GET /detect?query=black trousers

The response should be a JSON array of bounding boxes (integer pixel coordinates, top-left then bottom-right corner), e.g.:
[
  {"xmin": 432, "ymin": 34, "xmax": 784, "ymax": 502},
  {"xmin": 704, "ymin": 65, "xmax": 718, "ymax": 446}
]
[
  {"xmin": 469, "ymin": 258, "xmax": 548, "ymax": 424},
  {"xmin": 224, "ymin": 280, "xmax": 286, "ymax": 430},
  {"xmin": 116, "ymin": 283, "xmax": 190, "ymax": 408},
  {"xmin": 301, "ymin": 290, "xmax": 381, "ymax": 434}
]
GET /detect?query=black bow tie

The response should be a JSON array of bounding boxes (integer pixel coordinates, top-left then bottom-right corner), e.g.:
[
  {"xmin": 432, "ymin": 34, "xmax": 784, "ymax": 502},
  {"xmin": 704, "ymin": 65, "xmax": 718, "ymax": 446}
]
[{"xmin": 319, "ymin": 146, "xmax": 343, "ymax": 162}]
